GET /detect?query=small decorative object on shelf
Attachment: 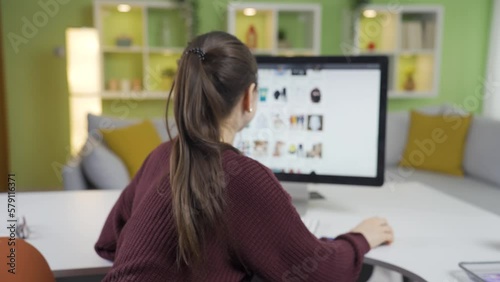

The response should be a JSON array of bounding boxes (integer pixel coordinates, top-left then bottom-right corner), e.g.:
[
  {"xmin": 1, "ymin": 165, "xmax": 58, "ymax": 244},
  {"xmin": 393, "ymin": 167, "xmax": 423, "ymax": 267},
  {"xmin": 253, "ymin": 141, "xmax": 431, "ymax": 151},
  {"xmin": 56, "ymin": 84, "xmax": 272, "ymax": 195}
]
[
  {"xmin": 246, "ymin": 25, "xmax": 257, "ymax": 49},
  {"xmin": 403, "ymin": 65, "xmax": 416, "ymax": 91},
  {"xmin": 162, "ymin": 68, "xmax": 176, "ymax": 90},
  {"xmin": 367, "ymin": 41, "xmax": 376, "ymax": 51},
  {"xmin": 120, "ymin": 79, "xmax": 131, "ymax": 92},
  {"xmin": 277, "ymin": 29, "xmax": 291, "ymax": 49},
  {"xmin": 116, "ymin": 35, "xmax": 133, "ymax": 47},
  {"xmin": 108, "ymin": 79, "xmax": 119, "ymax": 91},
  {"xmin": 404, "ymin": 72, "xmax": 416, "ymax": 91},
  {"xmin": 132, "ymin": 79, "xmax": 142, "ymax": 91}
]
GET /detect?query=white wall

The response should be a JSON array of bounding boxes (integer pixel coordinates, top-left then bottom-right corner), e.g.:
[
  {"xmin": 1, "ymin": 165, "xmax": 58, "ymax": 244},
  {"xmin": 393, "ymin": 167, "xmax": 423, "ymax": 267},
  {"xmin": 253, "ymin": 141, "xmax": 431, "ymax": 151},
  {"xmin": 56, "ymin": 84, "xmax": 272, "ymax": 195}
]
[{"xmin": 485, "ymin": 0, "xmax": 500, "ymax": 119}]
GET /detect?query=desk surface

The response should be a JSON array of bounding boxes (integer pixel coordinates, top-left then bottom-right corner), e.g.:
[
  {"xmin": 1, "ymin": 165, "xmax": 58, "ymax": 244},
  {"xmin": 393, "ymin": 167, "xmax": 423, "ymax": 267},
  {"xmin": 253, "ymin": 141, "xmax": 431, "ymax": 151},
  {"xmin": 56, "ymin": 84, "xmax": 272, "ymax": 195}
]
[{"xmin": 1, "ymin": 182, "xmax": 499, "ymax": 280}]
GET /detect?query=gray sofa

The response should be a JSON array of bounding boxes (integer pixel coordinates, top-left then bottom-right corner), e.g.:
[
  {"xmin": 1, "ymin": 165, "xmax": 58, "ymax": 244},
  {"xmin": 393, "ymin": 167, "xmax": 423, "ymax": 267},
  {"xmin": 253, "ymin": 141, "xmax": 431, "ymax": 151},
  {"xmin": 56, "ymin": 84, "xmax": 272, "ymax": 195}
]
[
  {"xmin": 63, "ymin": 106, "xmax": 500, "ymax": 215},
  {"xmin": 62, "ymin": 114, "xmax": 177, "ymax": 190},
  {"xmin": 385, "ymin": 105, "xmax": 500, "ymax": 215}
]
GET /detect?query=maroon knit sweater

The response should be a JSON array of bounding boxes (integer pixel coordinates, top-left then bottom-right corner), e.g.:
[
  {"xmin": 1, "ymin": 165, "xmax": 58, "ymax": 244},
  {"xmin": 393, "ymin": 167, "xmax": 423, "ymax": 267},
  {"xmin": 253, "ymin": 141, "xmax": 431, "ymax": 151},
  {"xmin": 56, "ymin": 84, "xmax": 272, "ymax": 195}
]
[{"xmin": 95, "ymin": 142, "xmax": 370, "ymax": 281}]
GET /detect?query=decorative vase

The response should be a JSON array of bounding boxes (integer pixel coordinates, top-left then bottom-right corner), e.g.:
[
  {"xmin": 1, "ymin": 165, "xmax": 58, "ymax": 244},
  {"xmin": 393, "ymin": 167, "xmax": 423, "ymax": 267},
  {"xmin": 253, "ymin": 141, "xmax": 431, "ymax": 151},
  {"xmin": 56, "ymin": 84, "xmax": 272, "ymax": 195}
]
[
  {"xmin": 404, "ymin": 73, "xmax": 416, "ymax": 91},
  {"xmin": 246, "ymin": 25, "xmax": 257, "ymax": 49}
]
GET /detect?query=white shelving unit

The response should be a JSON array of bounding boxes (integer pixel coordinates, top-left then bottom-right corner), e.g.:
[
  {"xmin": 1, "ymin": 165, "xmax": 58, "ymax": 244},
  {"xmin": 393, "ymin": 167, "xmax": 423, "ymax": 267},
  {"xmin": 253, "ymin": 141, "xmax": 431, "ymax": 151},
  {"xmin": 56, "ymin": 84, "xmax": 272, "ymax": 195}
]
[
  {"xmin": 354, "ymin": 5, "xmax": 444, "ymax": 99},
  {"xmin": 94, "ymin": 0, "xmax": 191, "ymax": 100},
  {"xmin": 227, "ymin": 3, "xmax": 322, "ymax": 56}
]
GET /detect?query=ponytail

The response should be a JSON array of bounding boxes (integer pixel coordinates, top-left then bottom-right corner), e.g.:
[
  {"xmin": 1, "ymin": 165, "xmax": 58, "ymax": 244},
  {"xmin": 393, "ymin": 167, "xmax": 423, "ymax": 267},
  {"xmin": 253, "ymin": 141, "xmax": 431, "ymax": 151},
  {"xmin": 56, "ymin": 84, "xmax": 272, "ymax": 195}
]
[{"xmin": 166, "ymin": 32, "xmax": 257, "ymax": 266}]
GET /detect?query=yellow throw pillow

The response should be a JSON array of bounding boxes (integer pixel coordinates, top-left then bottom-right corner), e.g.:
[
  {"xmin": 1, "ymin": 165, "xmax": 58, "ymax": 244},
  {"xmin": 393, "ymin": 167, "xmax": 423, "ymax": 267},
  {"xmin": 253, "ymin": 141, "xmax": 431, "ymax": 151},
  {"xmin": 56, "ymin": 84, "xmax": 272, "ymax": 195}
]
[
  {"xmin": 101, "ymin": 120, "xmax": 161, "ymax": 177},
  {"xmin": 399, "ymin": 111, "xmax": 472, "ymax": 176}
]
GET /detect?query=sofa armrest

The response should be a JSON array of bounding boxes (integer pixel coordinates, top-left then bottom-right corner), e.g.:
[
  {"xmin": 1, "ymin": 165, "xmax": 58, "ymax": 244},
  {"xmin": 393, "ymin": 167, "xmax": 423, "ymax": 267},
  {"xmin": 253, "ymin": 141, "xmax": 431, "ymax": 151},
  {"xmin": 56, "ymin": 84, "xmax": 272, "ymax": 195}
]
[{"xmin": 62, "ymin": 158, "xmax": 89, "ymax": 190}]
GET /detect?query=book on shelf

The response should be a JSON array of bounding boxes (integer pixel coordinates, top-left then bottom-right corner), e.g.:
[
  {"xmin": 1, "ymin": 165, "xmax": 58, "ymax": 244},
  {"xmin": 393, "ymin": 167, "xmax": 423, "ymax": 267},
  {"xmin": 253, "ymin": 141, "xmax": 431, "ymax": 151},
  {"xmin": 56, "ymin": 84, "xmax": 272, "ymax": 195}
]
[
  {"xmin": 402, "ymin": 19, "xmax": 436, "ymax": 51},
  {"xmin": 402, "ymin": 22, "xmax": 409, "ymax": 50},
  {"xmin": 403, "ymin": 21, "xmax": 423, "ymax": 50},
  {"xmin": 423, "ymin": 21, "xmax": 436, "ymax": 49}
]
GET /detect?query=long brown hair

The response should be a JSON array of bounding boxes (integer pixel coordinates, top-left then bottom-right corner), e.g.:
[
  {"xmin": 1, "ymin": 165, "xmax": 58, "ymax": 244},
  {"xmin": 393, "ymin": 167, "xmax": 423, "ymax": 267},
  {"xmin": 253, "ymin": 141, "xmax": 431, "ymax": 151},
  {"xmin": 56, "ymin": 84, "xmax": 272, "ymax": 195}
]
[{"xmin": 166, "ymin": 31, "xmax": 257, "ymax": 266}]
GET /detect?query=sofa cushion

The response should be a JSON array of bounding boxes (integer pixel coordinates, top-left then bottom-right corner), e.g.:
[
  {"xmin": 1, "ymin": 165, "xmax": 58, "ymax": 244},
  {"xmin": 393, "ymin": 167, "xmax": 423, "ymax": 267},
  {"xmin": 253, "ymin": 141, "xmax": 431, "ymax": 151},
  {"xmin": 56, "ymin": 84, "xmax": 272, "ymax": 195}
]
[
  {"xmin": 400, "ymin": 111, "xmax": 472, "ymax": 176},
  {"xmin": 385, "ymin": 105, "xmax": 447, "ymax": 166},
  {"xmin": 463, "ymin": 116, "xmax": 500, "ymax": 187},
  {"xmin": 81, "ymin": 137, "xmax": 130, "ymax": 189},
  {"xmin": 101, "ymin": 120, "xmax": 162, "ymax": 177},
  {"xmin": 385, "ymin": 167, "xmax": 500, "ymax": 216}
]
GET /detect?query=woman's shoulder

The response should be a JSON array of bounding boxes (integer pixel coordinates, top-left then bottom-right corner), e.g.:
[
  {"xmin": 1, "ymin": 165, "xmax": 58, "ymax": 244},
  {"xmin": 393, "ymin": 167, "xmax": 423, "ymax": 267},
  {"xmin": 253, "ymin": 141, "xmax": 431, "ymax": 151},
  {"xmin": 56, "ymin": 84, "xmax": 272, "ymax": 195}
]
[
  {"xmin": 137, "ymin": 141, "xmax": 173, "ymax": 174},
  {"xmin": 222, "ymin": 150, "xmax": 289, "ymax": 199},
  {"xmin": 148, "ymin": 141, "xmax": 173, "ymax": 160},
  {"xmin": 223, "ymin": 150, "xmax": 275, "ymax": 181}
]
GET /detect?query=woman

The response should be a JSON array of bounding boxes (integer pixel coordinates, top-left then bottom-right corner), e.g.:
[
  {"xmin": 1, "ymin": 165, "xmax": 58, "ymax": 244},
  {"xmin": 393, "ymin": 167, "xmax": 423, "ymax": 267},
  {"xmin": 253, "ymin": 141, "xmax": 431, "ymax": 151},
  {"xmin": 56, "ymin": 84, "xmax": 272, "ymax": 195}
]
[{"xmin": 95, "ymin": 31, "xmax": 394, "ymax": 282}]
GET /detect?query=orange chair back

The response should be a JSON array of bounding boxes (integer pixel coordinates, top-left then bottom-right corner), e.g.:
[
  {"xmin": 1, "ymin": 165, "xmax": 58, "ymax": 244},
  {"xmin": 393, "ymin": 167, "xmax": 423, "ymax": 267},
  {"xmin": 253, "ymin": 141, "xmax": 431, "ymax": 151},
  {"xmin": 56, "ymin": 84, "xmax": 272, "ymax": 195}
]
[{"xmin": 0, "ymin": 237, "xmax": 55, "ymax": 282}]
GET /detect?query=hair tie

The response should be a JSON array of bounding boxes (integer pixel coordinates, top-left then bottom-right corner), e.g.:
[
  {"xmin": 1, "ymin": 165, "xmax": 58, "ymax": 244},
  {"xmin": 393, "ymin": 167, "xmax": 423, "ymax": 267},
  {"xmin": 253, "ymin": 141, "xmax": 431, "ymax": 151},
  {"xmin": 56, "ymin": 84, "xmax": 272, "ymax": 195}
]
[{"xmin": 186, "ymin": 48, "xmax": 206, "ymax": 61}]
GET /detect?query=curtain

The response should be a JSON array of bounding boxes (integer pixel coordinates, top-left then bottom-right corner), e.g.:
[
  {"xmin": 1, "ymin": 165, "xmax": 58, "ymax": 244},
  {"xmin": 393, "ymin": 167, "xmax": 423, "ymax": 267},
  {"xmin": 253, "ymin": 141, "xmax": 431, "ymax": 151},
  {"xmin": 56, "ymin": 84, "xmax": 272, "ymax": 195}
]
[{"xmin": 485, "ymin": 0, "xmax": 500, "ymax": 119}]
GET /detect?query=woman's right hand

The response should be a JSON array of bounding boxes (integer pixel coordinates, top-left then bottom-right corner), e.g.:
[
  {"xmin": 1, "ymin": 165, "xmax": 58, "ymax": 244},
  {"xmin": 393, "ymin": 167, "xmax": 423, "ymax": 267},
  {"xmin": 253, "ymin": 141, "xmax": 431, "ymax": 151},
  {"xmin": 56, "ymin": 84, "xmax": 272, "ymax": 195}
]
[{"xmin": 351, "ymin": 217, "xmax": 394, "ymax": 249}]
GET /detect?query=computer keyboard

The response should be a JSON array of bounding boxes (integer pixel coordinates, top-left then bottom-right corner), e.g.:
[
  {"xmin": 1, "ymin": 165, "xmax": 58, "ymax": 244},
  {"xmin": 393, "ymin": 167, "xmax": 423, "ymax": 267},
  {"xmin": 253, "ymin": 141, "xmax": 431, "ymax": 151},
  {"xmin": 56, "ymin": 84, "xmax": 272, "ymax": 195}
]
[{"xmin": 301, "ymin": 217, "xmax": 320, "ymax": 235}]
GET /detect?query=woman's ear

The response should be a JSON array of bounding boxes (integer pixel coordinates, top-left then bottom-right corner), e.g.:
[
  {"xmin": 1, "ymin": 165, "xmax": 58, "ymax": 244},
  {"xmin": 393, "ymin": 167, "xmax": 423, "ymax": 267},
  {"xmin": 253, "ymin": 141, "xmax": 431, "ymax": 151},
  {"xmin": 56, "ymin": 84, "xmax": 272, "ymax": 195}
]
[{"xmin": 243, "ymin": 83, "xmax": 257, "ymax": 113}]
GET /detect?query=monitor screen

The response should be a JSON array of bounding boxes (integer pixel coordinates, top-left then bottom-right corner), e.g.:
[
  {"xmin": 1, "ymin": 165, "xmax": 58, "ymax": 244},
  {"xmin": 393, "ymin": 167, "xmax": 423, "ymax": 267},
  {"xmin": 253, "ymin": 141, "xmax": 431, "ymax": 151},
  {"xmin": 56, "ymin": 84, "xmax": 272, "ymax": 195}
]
[{"xmin": 234, "ymin": 56, "xmax": 388, "ymax": 186}]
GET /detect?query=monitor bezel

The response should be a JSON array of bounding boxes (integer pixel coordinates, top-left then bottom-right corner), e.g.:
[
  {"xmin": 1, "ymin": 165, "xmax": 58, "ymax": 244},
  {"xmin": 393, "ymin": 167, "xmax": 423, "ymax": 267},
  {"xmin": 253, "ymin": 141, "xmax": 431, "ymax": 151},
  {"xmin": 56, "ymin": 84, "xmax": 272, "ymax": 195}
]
[{"xmin": 254, "ymin": 56, "xmax": 388, "ymax": 187}]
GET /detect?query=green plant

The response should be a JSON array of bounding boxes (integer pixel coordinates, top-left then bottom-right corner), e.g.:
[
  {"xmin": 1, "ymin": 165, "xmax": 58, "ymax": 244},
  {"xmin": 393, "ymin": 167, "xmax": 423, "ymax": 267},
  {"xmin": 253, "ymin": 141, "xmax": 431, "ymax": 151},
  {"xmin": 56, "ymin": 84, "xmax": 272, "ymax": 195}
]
[
  {"xmin": 162, "ymin": 68, "xmax": 176, "ymax": 78},
  {"xmin": 175, "ymin": 0, "xmax": 198, "ymax": 39}
]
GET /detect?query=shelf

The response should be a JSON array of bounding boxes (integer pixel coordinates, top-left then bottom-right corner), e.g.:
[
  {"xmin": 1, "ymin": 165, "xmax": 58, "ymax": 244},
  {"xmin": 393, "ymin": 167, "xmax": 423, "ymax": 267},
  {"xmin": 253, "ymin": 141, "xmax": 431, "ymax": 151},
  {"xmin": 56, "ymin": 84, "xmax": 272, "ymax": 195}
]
[
  {"xmin": 96, "ymin": 1, "xmax": 192, "ymax": 101},
  {"xmin": 354, "ymin": 5, "xmax": 442, "ymax": 99},
  {"xmin": 147, "ymin": 7, "xmax": 188, "ymax": 49},
  {"xmin": 357, "ymin": 11, "xmax": 398, "ymax": 53},
  {"xmin": 228, "ymin": 3, "xmax": 321, "ymax": 56},
  {"xmin": 401, "ymin": 12, "xmax": 437, "ymax": 50},
  {"xmin": 100, "ymin": 5, "xmax": 144, "ymax": 47},
  {"xmin": 145, "ymin": 53, "xmax": 181, "ymax": 92},
  {"xmin": 277, "ymin": 11, "xmax": 314, "ymax": 50},
  {"xmin": 103, "ymin": 53, "xmax": 143, "ymax": 91},
  {"xmin": 101, "ymin": 91, "xmax": 170, "ymax": 100},
  {"xmin": 103, "ymin": 46, "xmax": 143, "ymax": 53},
  {"xmin": 357, "ymin": 50, "xmax": 394, "ymax": 56},
  {"xmin": 147, "ymin": 47, "xmax": 185, "ymax": 54},
  {"xmin": 389, "ymin": 91, "xmax": 437, "ymax": 99},
  {"xmin": 235, "ymin": 9, "xmax": 274, "ymax": 50},
  {"xmin": 396, "ymin": 54, "xmax": 434, "ymax": 92},
  {"xmin": 399, "ymin": 49, "xmax": 435, "ymax": 55},
  {"xmin": 102, "ymin": 46, "xmax": 184, "ymax": 54},
  {"xmin": 251, "ymin": 48, "xmax": 274, "ymax": 55},
  {"xmin": 277, "ymin": 48, "xmax": 316, "ymax": 56}
]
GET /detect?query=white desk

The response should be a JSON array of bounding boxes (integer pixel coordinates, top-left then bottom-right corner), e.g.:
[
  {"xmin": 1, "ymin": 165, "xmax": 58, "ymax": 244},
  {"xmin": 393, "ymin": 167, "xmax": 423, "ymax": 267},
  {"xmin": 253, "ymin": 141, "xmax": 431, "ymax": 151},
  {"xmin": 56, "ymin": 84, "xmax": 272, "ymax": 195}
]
[
  {"xmin": 1, "ymin": 182, "xmax": 499, "ymax": 280},
  {"xmin": 306, "ymin": 182, "xmax": 500, "ymax": 282}
]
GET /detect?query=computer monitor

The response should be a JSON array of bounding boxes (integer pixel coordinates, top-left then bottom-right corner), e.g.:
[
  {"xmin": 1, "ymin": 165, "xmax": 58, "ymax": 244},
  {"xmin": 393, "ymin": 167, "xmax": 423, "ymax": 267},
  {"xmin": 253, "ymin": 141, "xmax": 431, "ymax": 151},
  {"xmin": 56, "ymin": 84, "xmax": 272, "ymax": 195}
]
[{"xmin": 234, "ymin": 56, "xmax": 388, "ymax": 198}]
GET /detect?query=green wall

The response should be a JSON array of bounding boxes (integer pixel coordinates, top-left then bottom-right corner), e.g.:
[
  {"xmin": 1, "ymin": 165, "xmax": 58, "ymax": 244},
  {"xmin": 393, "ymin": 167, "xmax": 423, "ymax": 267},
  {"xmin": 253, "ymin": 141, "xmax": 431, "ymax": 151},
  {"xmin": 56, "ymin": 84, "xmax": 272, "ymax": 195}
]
[
  {"xmin": 1, "ymin": 0, "xmax": 493, "ymax": 190},
  {"xmin": 1, "ymin": 0, "xmax": 93, "ymax": 190}
]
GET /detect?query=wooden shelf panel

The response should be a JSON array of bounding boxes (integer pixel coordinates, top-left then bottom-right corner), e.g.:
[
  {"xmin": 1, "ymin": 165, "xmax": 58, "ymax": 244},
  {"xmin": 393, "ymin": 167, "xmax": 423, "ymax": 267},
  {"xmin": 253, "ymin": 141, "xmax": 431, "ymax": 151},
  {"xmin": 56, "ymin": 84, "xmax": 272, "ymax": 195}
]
[
  {"xmin": 102, "ymin": 46, "xmax": 143, "ymax": 53},
  {"xmin": 389, "ymin": 91, "xmax": 437, "ymax": 99},
  {"xmin": 101, "ymin": 91, "xmax": 169, "ymax": 100}
]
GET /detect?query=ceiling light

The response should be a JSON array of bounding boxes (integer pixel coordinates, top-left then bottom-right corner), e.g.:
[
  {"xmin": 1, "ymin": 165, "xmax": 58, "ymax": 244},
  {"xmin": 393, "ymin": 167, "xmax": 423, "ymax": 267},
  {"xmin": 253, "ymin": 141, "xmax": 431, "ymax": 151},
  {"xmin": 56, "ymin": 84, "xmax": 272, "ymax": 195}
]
[
  {"xmin": 363, "ymin": 10, "xmax": 377, "ymax": 18},
  {"xmin": 117, "ymin": 4, "xmax": 131, "ymax": 13},
  {"xmin": 243, "ymin": 8, "xmax": 257, "ymax": 17}
]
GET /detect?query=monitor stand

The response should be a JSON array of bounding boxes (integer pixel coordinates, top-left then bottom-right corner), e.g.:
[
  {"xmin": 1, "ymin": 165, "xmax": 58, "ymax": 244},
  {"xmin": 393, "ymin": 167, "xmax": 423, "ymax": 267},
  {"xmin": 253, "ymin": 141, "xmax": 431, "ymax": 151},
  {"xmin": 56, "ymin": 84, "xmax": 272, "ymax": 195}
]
[
  {"xmin": 282, "ymin": 182, "xmax": 309, "ymax": 202},
  {"xmin": 281, "ymin": 182, "xmax": 325, "ymax": 202},
  {"xmin": 281, "ymin": 182, "xmax": 325, "ymax": 216}
]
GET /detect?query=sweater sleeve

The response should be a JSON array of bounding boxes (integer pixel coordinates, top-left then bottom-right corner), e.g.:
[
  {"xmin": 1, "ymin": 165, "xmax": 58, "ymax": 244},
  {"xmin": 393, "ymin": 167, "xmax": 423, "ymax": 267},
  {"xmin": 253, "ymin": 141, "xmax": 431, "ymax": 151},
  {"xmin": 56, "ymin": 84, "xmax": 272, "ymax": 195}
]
[
  {"xmin": 227, "ymin": 163, "xmax": 370, "ymax": 282},
  {"xmin": 94, "ymin": 154, "xmax": 150, "ymax": 261}
]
